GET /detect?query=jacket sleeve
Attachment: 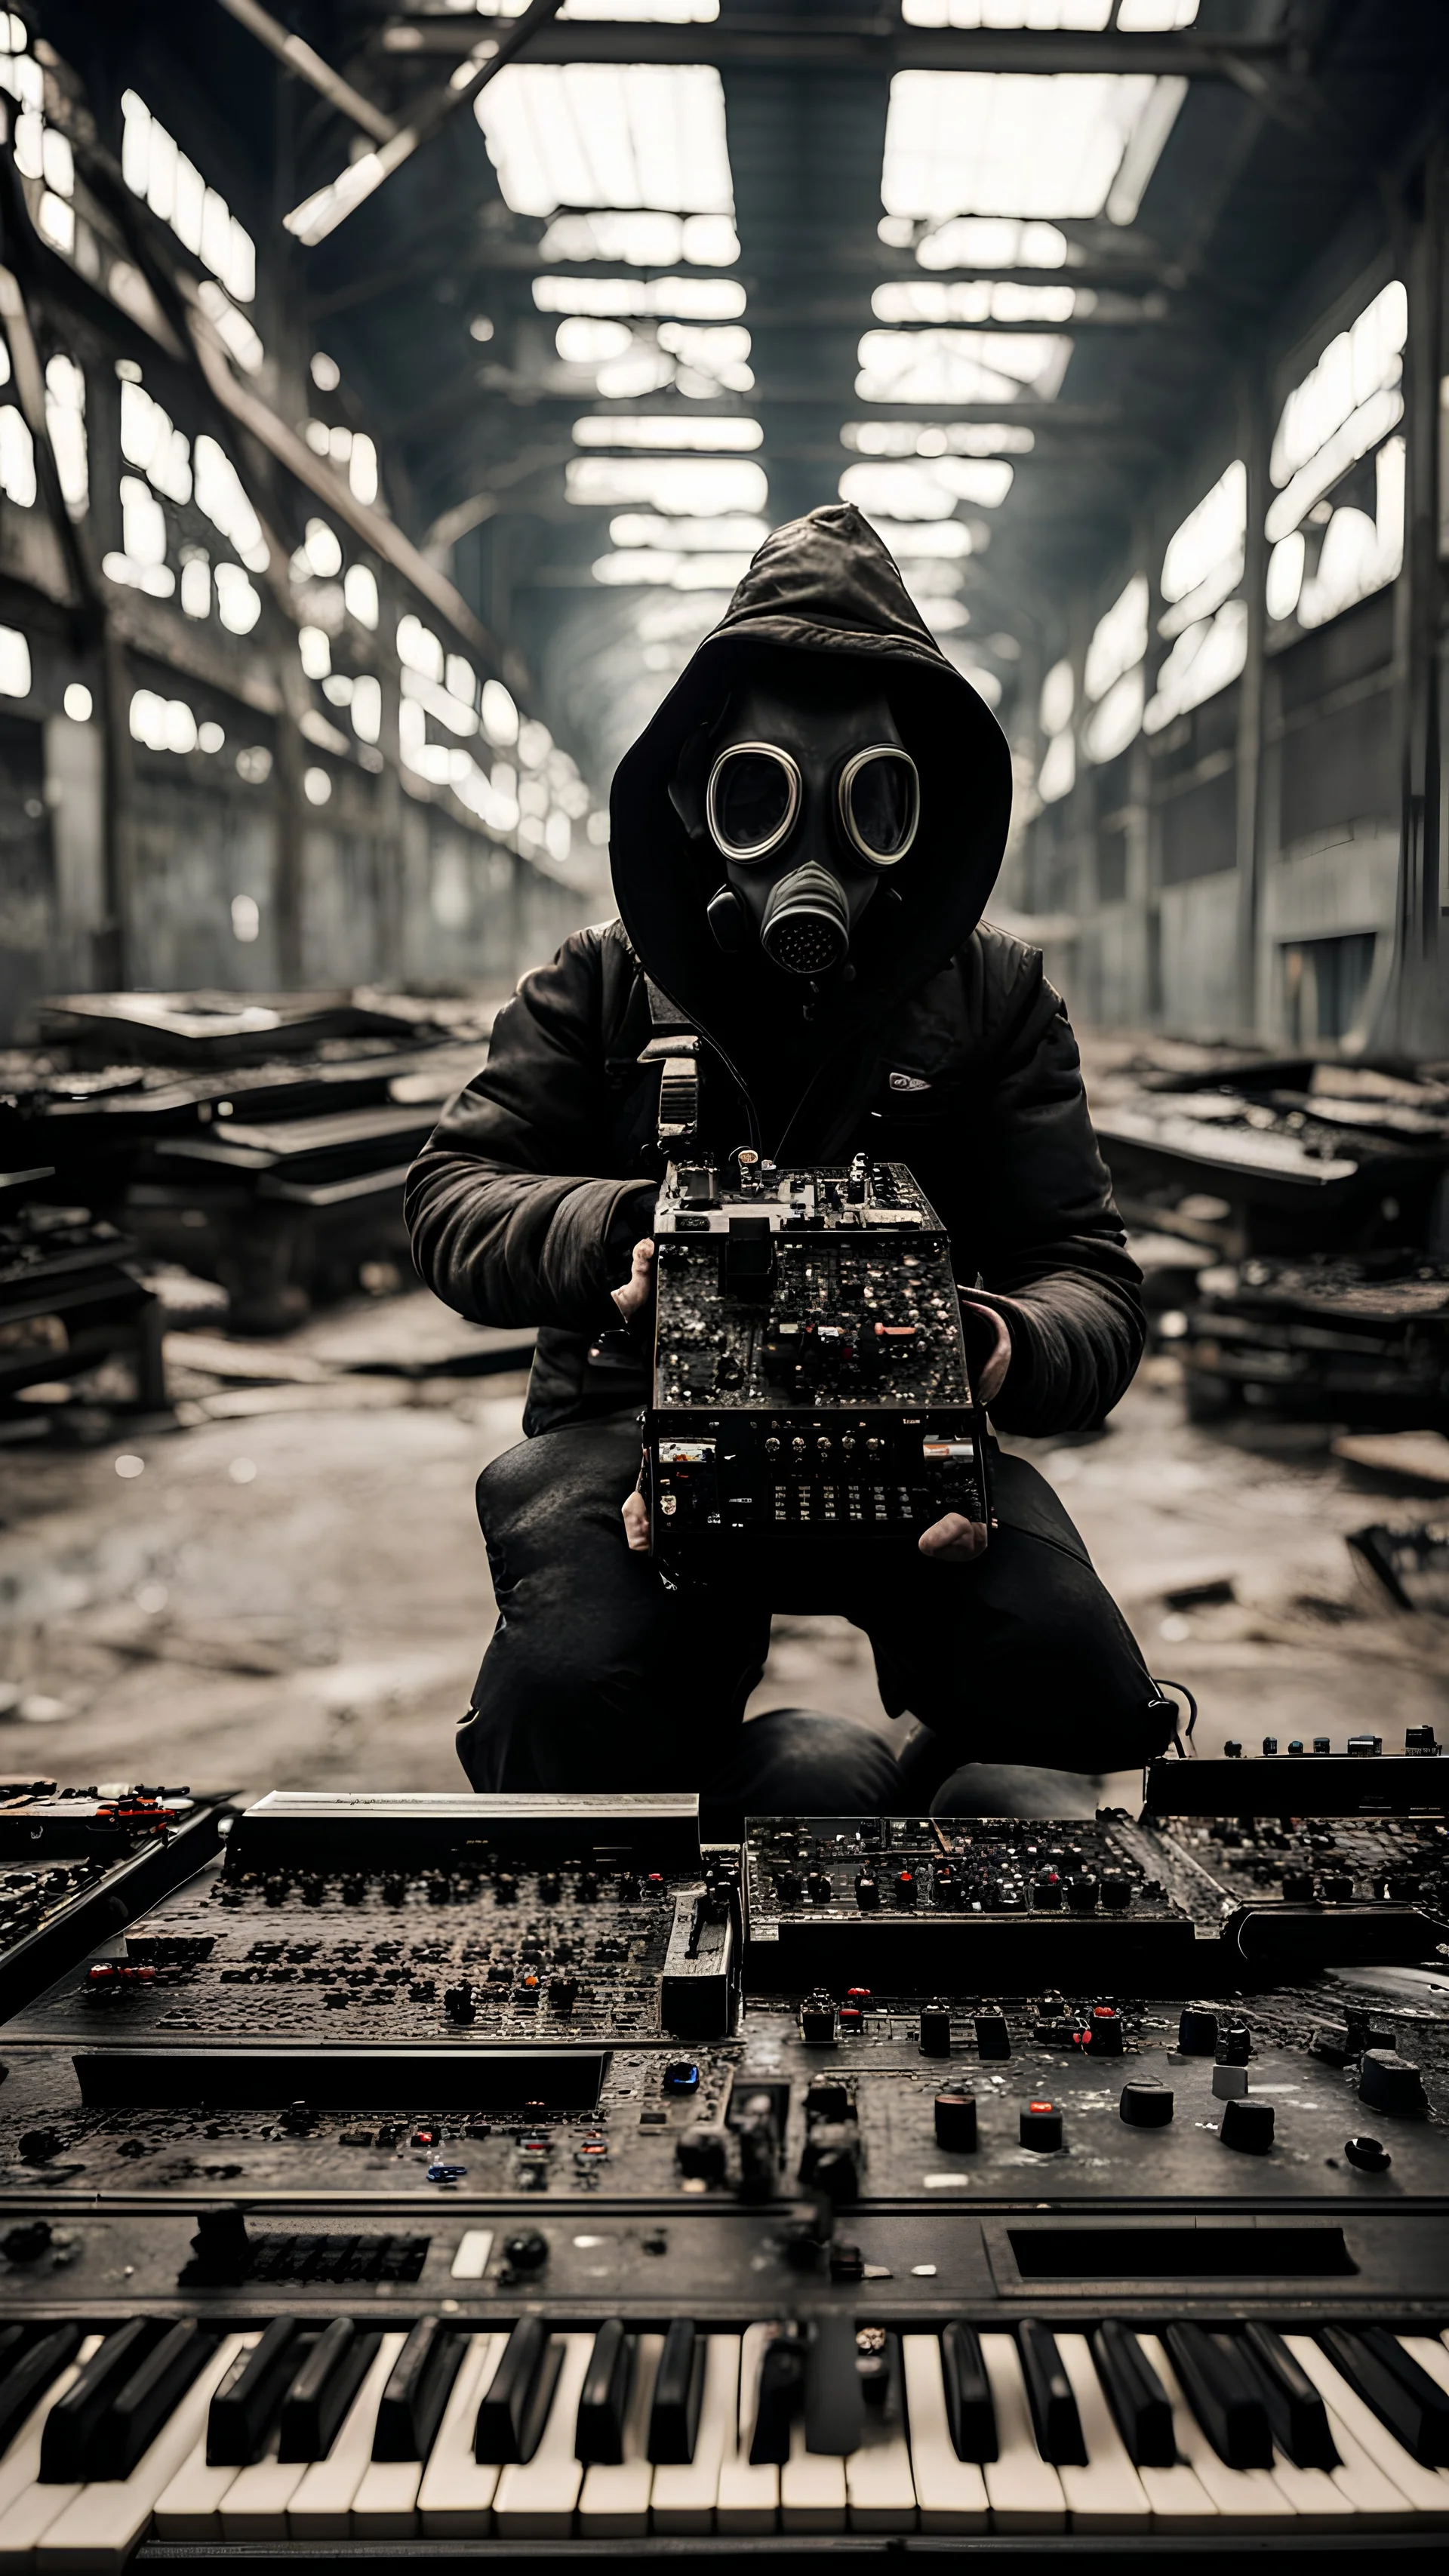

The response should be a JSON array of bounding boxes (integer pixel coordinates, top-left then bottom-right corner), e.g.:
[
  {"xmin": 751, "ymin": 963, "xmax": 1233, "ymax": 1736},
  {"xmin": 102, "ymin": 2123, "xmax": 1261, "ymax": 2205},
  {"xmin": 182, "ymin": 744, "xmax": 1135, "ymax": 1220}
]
[
  {"xmin": 964, "ymin": 946, "xmax": 1144, "ymax": 1435},
  {"xmin": 404, "ymin": 930, "xmax": 655, "ymax": 1330}
]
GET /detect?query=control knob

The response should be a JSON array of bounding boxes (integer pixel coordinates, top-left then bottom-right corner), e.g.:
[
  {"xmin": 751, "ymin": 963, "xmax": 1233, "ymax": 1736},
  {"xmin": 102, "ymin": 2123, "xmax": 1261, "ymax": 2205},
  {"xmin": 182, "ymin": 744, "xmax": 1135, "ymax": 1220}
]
[{"xmin": 1358, "ymin": 2051, "xmax": 1427, "ymax": 2116}]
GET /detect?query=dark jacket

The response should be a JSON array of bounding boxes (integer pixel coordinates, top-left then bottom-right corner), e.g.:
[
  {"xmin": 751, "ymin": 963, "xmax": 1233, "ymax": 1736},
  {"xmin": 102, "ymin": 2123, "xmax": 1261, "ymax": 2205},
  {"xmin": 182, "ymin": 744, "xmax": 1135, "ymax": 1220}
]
[{"xmin": 406, "ymin": 506, "xmax": 1143, "ymax": 1439}]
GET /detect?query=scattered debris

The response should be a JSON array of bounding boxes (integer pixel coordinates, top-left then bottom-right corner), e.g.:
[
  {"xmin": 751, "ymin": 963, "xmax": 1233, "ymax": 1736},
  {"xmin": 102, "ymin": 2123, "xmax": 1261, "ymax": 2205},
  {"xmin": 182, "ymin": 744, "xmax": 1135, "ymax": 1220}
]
[{"xmin": 1349, "ymin": 1523, "xmax": 1449, "ymax": 1616}]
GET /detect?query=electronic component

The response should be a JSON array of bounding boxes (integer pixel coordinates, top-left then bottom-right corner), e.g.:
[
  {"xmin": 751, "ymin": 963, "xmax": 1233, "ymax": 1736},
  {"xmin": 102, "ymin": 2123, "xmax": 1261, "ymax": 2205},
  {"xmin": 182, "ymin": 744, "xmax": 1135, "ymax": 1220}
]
[{"xmin": 647, "ymin": 1156, "xmax": 992, "ymax": 1570}]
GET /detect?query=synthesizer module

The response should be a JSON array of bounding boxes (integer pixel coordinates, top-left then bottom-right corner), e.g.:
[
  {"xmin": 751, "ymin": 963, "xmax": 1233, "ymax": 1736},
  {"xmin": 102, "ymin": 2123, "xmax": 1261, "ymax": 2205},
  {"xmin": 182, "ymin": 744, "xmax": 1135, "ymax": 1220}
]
[
  {"xmin": 648, "ymin": 1155, "xmax": 992, "ymax": 1569},
  {"xmin": 0, "ymin": 1752, "xmax": 1442, "ymax": 2561}
]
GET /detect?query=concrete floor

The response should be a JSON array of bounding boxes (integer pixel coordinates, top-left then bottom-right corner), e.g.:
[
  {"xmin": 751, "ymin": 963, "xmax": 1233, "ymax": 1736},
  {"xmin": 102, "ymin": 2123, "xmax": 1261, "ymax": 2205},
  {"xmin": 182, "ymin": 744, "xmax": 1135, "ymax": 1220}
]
[{"xmin": 2, "ymin": 1290, "xmax": 1446, "ymax": 1810}]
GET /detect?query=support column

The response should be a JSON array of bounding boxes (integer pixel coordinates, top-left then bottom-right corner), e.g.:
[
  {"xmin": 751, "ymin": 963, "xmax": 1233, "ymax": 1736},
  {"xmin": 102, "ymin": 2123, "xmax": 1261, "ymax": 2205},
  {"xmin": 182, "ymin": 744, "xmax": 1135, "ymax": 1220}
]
[
  {"xmin": 1383, "ymin": 139, "xmax": 1446, "ymax": 1056},
  {"xmin": 1234, "ymin": 359, "xmax": 1269, "ymax": 1042}
]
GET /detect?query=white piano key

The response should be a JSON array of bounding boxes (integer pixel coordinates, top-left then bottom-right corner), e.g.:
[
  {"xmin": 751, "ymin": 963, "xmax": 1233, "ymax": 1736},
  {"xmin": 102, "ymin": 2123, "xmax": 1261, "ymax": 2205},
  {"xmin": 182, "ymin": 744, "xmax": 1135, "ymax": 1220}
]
[
  {"xmin": 1136, "ymin": 2335, "xmax": 1294, "ymax": 2527},
  {"xmin": 34, "ymin": 2331, "xmax": 245, "ymax": 2574},
  {"xmin": 1053, "ymin": 2333, "xmax": 1152, "ymax": 2531},
  {"xmin": 900, "ymin": 2335, "xmax": 989, "ymax": 2534},
  {"xmin": 152, "ymin": 2334, "xmax": 263, "ymax": 2541},
  {"xmin": 578, "ymin": 2332, "xmax": 662, "ymax": 2539},
  {"xmin": 1284, "ymin": 2334, "xmax": 1449, "ymax": 2520},
  {"xmin": 287, "ymin": 2333, "xmax": 407, "ymax": 2540},
  {"xmin": 0, "ymin": 2341, "xmax": 103, "ymax": 2575},
  {"xmin": 650, "ymin": 2334, "xmax": 738, "ymax": 2535},
  {"xmin": 0, "ymin": 2341, "xmax": 101, "ymax": 2532},
  {"xmin": 979, "ymin": 2333, "xmax": 1066, "ymax": 2531},
  {"xmin": 218, "ymin": 2433, "xmax": 307, "ymax": 2543},
  {"xmin": 492, "ymin": 2334, "xmax": 592, "ymax": 2540},
  {"xmin": 845, "ymin": 2404, "xmax": 915, "ymax": 2532},
  {"xmin": 715, "ymin": 2324, "xmax": 779, "ymax": 2534},
  {"xmin": 416, "ymin": 2332, "xmax": 509, "ymax": 2538},
  {"xmin": 780, "ymin": 2413, "xmax": 847, "ymax": 2532},
  {"xmin": 348, "ymin": 2457, "xmax": 423, "ymax": 2541}
]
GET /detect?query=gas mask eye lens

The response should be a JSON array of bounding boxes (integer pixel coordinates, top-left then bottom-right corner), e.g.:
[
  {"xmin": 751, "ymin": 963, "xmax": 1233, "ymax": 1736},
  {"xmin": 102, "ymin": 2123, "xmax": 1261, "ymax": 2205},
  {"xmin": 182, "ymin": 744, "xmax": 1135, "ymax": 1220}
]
[
  {"xmin": 838, "ymin": 746, "xmax": 920, "ymax": 866},
  {"xmin": 706, "ymin": 743, "xmax": 801, "ymax": 863}
]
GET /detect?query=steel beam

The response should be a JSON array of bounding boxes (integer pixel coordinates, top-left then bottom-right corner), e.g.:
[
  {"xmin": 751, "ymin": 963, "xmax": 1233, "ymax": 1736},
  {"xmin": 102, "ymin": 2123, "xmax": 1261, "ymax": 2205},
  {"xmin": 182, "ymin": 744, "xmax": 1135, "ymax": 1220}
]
[{"xmin": 376, "ymin": 17, "xmax": 1287, "ymax": 81}]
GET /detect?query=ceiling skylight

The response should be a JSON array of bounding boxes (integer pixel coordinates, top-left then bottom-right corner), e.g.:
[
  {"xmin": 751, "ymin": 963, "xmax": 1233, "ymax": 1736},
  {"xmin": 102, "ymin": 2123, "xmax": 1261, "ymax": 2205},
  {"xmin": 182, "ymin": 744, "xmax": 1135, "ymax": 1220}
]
[
  {"xmin": 540, "ymin": 211, "xmax": 739, "ymax": 264},
  {"xmin": 572, "ymin": 415, "xmax": 762, "ymax": 449},
  {"xmin": 566, "ymin": 455, "xmax": 768, "ymax": 512},
  {"xmin": 912, "ymin": 217, "xmax": 1067, "ymax": 269},
  {"xmin": 475, "ymin": 65, "xmax": 734, "ymax": 219},
  {"xmin": 874, "ymin": 280, "xmax": 1078, "ymax": 324},
  {"xmin": 881, "ymin": 70, "xmax": 1183, "ymax": 225},
  {"xmin": 857, "ymin": 328, "xmax": 1072, "ymax": 404},
  {"xmin": 842, "ymin": 420, "xmax": 1035, "ymax": 456},
  {"xmin": 903, "ymin": 3, "xmax": 1110, "ymax": 26},
  {"xmin": 840, "ymin": 457, "xmax": 1014, "ymax": 516},
  {"xmin": 534, "ymin": 276, "xmax": 746, "ymax": 319}
]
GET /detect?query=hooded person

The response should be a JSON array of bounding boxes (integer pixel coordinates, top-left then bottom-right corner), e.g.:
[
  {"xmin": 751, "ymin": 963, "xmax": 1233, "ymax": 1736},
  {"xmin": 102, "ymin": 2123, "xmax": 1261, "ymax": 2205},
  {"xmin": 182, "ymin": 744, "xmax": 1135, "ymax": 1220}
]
[{"xmin": 406, "ymin": 506, "xmax": 1174, "ymax": 1820}]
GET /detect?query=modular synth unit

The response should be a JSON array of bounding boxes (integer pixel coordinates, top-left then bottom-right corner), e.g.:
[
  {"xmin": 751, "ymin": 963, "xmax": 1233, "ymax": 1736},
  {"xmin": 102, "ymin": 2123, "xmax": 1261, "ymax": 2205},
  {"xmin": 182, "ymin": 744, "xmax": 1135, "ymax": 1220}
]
[
  {"xmin": 647, "ymin": 1155, "xmax": 992, "ymax": 1569},
  {"xmin": 0, "ymin": 1757, "xmax": 1445, "ymax": 2563}
]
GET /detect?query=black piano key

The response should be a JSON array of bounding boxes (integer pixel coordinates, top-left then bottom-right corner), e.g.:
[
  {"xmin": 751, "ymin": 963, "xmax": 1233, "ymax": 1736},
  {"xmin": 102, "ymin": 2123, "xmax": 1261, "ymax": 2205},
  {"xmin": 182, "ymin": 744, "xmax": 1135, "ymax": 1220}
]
[
  {"xmin": 103, "ymin": 2320, "xmax": 217, "ymax": 2480},
  {"xmin": 1319, "ymin": 2327, "xmax": 1449, "ymax": 2469},
  {"xmin": 372, "ymin": 2317, "xmax": 465, "ymax": 2464},
  {"xmin": 1164, "ymin": 2325, "xmax": 1272, "ymax": 2471},
  {"xmin": 749, "ymin": 2333, "xmax": 804, "ymax": 2467},
  {"xmin": 1017, "ymin": 2320, "xmax": 1088, "ymax": 2468},
  {"xmin": 1091, "ymin": 2322, "xmax": 1176, "ymax": 2469},
  {"xmin": 575, "ymin": 2319, "xmax": 633, "ymax": 2466},
  {"xmin": 208, "ymin": 2320, "xmax": 306, "ymax": 2467},
  {"xmin": 1239, "ymin": 2325, "xmax": 1338, "ymax": 2472},
  {"xmin": 804, "ymin": 2316, "xmax": 865, "ymax": 2460},
  {"xmin": 940, "ymin": 2323, "xmax": 998, "ymax": 2464},
  {"xmin": 474, "ymin": 2316, "xmax": 562, "ymax": 2466},
  {"xmin": 0, "ymin": 2326, "xmax": 82, "ymax": 2457},
  {"xmin": 40, "ymin": 2321, "xmax": 164, "ymax": 2483},
  {"xmin": 648, "ymin": 2319, "xmax": 703, "ymax": 2466},
  {"xmin": 278, "ymin": 2317, "xmax": 382, "ymax": 2463}
]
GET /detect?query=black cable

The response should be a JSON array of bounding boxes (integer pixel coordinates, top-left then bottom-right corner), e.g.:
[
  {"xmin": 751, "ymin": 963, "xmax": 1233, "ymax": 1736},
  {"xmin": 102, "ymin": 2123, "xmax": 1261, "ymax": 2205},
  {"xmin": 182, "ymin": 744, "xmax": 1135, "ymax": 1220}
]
[{"xmin": 1152, "ymin": 1677, "xmax": 1198, "ymax": 1755}]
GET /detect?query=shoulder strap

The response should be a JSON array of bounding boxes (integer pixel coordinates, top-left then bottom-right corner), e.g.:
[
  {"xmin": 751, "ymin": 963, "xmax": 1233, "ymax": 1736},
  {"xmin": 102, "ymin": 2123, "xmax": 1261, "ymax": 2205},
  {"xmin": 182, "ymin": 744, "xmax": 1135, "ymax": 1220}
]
[{"xmin": 638, "ymin": 976, "xmax": 701, "ymax": 1147}]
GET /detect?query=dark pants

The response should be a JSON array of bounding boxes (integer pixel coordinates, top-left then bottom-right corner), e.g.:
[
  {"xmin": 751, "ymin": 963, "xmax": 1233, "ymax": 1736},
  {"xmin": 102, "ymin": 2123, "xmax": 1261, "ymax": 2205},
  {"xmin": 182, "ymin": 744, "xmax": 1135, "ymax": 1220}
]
[{"xmin": 460, "ymin": 1414, "xmax": 1171, "ymax": 1820}]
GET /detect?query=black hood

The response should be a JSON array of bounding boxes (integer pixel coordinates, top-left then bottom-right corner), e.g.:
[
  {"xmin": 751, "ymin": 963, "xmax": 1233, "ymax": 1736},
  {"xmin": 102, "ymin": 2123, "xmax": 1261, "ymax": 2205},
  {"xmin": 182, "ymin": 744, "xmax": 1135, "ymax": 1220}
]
[{"xmin": 609, "ymin": 503, "xmax": 1013, "ymax": 1036}]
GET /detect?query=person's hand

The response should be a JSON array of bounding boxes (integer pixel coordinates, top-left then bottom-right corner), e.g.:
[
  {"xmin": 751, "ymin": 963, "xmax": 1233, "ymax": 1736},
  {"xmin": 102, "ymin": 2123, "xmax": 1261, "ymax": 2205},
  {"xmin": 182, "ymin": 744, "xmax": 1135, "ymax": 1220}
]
[
  {"xmin": 959, "ymin": 1300, "xmax": 1011, "ymax": 1403},
  {"xmin": 612, "ymin": 1237, "xmax": 655, "ymax": 1324},
  {"xmin": 614, "ymin": 1238, "xmax": 657, "ymax": 1550},
  {"xmin": 918, "ymin": 1301, "xmax": 1011, "ymax": 1561}
]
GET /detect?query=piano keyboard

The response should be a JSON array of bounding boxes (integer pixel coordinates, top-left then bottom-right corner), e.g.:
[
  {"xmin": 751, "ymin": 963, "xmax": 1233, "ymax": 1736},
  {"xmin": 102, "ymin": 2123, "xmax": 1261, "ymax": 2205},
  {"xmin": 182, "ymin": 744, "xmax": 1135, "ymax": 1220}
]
[{"xmin": 0, "ymin": 2313, "xmax": 1444, "ymax": 2557}]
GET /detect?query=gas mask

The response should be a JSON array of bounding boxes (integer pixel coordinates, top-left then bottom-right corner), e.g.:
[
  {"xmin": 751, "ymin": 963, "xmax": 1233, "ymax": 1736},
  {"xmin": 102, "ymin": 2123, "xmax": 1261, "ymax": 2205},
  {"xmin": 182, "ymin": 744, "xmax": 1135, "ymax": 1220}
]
[{"xmin": 681, "ymin": 679, "xmax": 919, "ymax": 978}]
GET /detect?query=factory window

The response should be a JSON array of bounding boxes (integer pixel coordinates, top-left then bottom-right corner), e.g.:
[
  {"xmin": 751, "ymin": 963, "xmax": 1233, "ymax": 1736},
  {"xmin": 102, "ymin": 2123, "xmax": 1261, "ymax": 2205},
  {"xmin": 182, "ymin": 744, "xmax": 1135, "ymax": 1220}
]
[
  {"xmin": 120, "ymin": 91, "xmax": 256, "ymax": 305},
  {"xmin": 1265, "ymin": 280, "xmax": 1407, "ymax": 637},
  {"xmin": 1083, "ymin": 574, "xmax": 1147, "ymax": 762},
  {"xmin": 193, "ymin": 437, "xmax": 269, "ymax": 572},
  {"xmin": 1281, "ymin": 934, "xmax": 1377, "ymax": 1045},
  {"xmin": 475, "ymin": 63, "xmax": 734, "ymax": 220},
  {"xmin": 0, "ymin": 394, "xmax": 35, "ymax": 508},
  {"xmin": 42, "ymin": 357, "xmax": 87, "ymax": 516},
  {"xmin": 881, "ymin": 69, "xmax": 1186, "ymax": 229},
  {"xmin": 0, "ymin": 624, "xmax": 32, "ymax": 699}
]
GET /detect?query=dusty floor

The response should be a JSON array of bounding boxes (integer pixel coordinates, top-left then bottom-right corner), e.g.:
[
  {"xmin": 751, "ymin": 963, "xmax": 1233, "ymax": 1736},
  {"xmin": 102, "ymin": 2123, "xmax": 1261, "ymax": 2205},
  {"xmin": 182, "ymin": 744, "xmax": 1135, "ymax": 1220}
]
[{"xmin": 1, "ymin": 1288, "xmax": 1446, "ymax": 1812}]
